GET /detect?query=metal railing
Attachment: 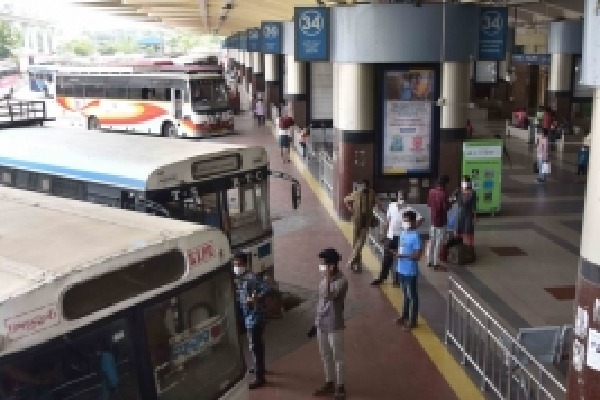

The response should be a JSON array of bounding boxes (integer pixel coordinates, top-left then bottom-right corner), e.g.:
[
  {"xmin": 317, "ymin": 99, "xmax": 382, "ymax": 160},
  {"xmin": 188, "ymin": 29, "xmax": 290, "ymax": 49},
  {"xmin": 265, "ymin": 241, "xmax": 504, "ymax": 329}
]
[
  {"xmin": 0, "ymin": 100, "xmax": 47, "ymax": 123},
  {"xmin": 319, "ymin": 151, "xmax": 334, "ymax": 194},
  {"xmin": 446, "ymin": 276, "xmax": 566, "ymax": 400}
]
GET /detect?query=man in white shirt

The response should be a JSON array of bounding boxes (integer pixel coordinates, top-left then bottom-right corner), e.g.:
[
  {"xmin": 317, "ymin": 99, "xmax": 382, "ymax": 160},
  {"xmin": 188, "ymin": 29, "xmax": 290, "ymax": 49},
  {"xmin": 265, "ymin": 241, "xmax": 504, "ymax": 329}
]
[{"xmin": 371, "ymin": 190, "xmax": 423, "ymax": 286}]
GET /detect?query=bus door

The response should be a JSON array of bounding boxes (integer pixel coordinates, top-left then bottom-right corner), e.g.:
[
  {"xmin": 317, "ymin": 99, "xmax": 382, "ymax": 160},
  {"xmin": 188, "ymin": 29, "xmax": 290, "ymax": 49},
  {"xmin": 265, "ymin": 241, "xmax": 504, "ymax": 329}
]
[{"xmin": 172, "ymin": 88, "xmax": 183, "ymax": 119}]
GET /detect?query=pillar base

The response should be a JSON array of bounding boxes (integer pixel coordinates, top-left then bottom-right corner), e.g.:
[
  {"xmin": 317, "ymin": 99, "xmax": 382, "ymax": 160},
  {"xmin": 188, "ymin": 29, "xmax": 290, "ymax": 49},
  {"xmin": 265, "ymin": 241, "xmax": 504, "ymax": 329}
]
[
  {"xmin": 333, "ymin": 130, "xmax": 374, "ymax": 219},
  {"xmin": 284, "ymin": 94, "xmax": 308, "ymax": 128},
  {"xmin": 265, "ymin": 81, "xmax": 280, "ymax": 119},
  {"xmin": 439, "ymin": 128, "xmax": 466, "ymax": 191},
  {"xmin": 253, "ymin": 73, "xmax": 265, "ymax": 94},
  {"xmin": 547, "ymin": 90, "xmax": 571, "ymax": 121}
]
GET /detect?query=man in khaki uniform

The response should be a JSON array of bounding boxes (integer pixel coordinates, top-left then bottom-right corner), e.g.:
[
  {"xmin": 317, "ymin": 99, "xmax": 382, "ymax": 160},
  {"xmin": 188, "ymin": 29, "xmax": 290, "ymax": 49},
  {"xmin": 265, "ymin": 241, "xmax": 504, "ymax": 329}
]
[{"xmin": 343, "ymin": 180, "xmax": 377, "ymax": 272}]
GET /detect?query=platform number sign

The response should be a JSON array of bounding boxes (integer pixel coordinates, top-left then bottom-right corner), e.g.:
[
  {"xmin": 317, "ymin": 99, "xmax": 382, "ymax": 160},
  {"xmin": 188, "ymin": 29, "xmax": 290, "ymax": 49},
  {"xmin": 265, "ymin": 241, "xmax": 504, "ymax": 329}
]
[
  {"xmin": 294, "ymin": 7, "xmax": 330, "ymax": 62},
  {"xmin": 262, "ymin": 21, "xmax": 282, "ymax": 54},
  {"xmin": 247, "ymin": 28, "xmax": 261, "ymax": 52},
  {"xmin": 478, "ymin": 7, "xmax": 508, "ymax": 61}
]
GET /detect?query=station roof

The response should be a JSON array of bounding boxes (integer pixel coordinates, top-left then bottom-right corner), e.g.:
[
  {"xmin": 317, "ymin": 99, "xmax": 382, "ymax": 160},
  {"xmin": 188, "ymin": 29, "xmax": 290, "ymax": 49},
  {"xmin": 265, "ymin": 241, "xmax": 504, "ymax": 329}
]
[{"xmin": 72, "ymin": 0, "xmax": 584, "ymax": 36}]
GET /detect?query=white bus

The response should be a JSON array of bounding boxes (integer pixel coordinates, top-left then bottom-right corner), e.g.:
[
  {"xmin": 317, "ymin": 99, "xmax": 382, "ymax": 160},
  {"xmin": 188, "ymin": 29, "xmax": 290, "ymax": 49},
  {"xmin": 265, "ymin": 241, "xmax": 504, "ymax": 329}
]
[
  {"xmin": 0, "ymin": 186, "xmax": 247, "ymax": 399},
  {"xmin": 54, "ymin": 65, "xmax": 234, "ymax": 138},
  {"xmin": 0, "ymin": 127, "xmax": 300, "ymax": 283}
]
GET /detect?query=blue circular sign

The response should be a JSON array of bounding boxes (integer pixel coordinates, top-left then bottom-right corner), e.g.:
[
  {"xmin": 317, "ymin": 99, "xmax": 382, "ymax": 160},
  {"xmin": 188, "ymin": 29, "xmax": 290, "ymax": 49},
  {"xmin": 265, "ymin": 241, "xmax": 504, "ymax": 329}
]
[
  {"xmin": 481, "ymin": 10, "xmax": 504, "ymax": 37},
  {"xmin": 298, "ymin": 10, "xmax": 325, "ymax": 37}
]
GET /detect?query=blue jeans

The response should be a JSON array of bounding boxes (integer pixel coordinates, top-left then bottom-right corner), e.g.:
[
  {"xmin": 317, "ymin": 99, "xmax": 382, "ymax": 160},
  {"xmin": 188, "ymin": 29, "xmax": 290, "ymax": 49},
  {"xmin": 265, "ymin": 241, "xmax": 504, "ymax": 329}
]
[{"xmin": 399, "ymin": 274, "xmax": 419, "ymax": 326}]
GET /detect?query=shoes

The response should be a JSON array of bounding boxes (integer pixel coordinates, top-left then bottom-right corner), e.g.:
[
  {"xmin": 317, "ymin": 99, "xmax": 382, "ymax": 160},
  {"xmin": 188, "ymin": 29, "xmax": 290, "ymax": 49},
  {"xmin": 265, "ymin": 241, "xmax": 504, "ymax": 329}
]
[
  {"xmin": 313, "ymin": 382, "xmax": 335, "ymax": 396},
  {"xmin": 334, "ymin": 385, "xmax": 347, "ymax": 400},
  {"xmin": 371, "ymin": 279, "xmax": 383, "ymax": 286},
  {"xmin": 249, "ymin": 378, "xmax": 266, "ymax": 389}
]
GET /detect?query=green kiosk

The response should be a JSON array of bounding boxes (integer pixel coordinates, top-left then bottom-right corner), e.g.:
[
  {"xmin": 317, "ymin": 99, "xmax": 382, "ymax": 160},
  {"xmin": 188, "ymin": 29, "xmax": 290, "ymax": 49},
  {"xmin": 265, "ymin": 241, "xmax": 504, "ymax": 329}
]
[{"xmin": 461, "ymin": 139, "xmax": 503, "ymax": 215}]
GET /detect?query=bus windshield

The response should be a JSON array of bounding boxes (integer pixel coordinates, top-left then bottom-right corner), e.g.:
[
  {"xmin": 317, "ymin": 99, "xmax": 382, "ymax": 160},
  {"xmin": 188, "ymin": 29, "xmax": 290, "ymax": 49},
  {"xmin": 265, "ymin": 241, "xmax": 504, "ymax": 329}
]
[
  {"xmin": 0, "ymin": 268, "xmax": 244, "ymax": 399},
  {"xmin": 190, "ymin": 79, "xmax": 228, "ymax": 106}
]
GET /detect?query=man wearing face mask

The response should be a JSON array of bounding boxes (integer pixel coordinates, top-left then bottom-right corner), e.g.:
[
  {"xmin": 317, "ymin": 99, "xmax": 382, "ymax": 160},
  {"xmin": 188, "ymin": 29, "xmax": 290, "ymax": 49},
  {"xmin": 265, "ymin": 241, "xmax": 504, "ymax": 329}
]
[
  {"xmin": 233, "ymin": 252, "xmax": 270, "ymax": 389},
  {"xmin": 371, "ymin": 190, "xmax": 423, "ymax": 286},
  {"xmin": 426, "ymin": 176, "xmax": 449, "ymax": 271},
  {"xmin": 392, "ymin": 211, "xmax": 422, "ymax": 331},
  {"xmin": 312, "ymin": 248, "xmax": 348, "ymax": 400}
]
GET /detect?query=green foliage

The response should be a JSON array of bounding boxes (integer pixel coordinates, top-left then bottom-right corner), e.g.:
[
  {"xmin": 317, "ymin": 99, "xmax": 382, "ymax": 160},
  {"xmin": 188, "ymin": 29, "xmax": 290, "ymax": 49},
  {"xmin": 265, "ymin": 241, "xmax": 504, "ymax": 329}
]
[
  {"xmin": 69, "ymin": 38, "xmax": 94, "ymax": 56},
  {"xmin": 0, "ymin": 21, "xmax": 20, "ymax": 59},
  {"xmin": 98, "ymin": 43, "xmax": 117, "ymax": 56}
]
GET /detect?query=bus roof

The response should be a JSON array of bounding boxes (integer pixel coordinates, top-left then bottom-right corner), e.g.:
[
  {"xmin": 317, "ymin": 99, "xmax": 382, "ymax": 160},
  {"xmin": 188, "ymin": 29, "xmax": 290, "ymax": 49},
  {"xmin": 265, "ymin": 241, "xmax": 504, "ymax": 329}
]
[
  {"xmin": 0, "ymin": 185, "xmax": 218, "ymax": 305},
  {"xmin": 0, "ymin": 127, "xmax": 267, "ymax": 191}
]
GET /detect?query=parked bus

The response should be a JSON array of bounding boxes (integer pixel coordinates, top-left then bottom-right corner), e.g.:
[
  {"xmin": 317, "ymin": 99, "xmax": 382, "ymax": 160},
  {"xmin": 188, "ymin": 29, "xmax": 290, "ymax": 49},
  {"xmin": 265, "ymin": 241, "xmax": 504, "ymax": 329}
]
[
  {"xmin": 0, "ymin": 62, "xmax": 20, "ymax": 99},
  {"xmin": 27, "ymin": 64, "xmax": 56, "ymax": 97},
  {"xmin": 0, "ymin": 127, "xmax": 300, "ymax": 282},
  {"xmin": 55, "ymin": 65, "xmax": 234, "ymax": 137},
  {"xmin": 0, "ymin": 186, "xmax": 247, "ymax": 399}
]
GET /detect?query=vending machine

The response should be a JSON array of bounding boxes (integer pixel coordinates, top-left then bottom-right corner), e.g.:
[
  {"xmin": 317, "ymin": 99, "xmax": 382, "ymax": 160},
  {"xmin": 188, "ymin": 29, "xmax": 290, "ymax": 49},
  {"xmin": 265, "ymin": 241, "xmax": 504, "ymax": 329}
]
[{"xmin": 461, "ymin": 139, "xmax": 503, "ymax": 215}]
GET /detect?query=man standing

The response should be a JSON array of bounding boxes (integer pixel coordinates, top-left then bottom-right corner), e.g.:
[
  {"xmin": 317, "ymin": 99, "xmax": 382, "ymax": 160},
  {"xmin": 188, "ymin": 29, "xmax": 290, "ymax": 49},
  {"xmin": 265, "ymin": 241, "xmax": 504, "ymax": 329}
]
[
  {"xmin": 426, "ymin": 176, "xmax": 449, "ymax": 271},
  {"xmin": 255, "ymin": 97, "xmax": 265, "ymax": 126},
  {"xmin": 278, "ymin": 110, "xmax": 294, "ymax": 163},
  {"xmin": 233, "ymin": 252, "xmax": 270, "ymax": 389},
  {"xmin": 312, "ymin": 248, "xmax": 348, "ymax": 400},
  {"xmin": 393, "ymin": 211, "xmax": 422, "ymax": 331},
  {"xmin": 372, "ymin": 190, "xmax": 423, "ymax": 286},
  {"xmin": 343, "ymin": 180, "xmax": 377, "ymax": 273}
]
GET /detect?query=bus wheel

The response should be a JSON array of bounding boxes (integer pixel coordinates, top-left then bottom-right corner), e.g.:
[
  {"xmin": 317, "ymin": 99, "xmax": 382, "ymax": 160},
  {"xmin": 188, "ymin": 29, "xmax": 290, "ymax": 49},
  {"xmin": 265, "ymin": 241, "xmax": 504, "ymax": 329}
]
[
  {"xmin": 162, "ymin": 121, "xmax": 177, "ymax": 137},
  {"xmin": 88, "ymin": 116, "xmax": 100, "ymax": 130}
]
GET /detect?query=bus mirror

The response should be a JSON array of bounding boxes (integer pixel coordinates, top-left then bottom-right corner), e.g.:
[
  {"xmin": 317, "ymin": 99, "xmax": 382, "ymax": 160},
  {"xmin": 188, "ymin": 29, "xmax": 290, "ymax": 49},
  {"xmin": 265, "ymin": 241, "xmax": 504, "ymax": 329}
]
[{"xmin": 292, "ymin": 183, "xmax": 301, "ymax": 210}]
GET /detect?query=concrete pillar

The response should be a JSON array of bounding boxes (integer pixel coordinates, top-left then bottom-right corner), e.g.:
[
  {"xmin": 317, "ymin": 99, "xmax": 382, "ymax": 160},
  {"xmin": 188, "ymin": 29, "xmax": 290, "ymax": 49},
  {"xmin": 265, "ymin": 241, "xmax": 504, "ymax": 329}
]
[
  {"xmin": 252, "ymin": 52, "xmax": 265, "ymax": 94},
  {"xmin": 332, "ymin": 63, "xmax": 374, "ymax": 218},
  {"xmin": 264, "ymin": 54, "xmax": 280, "ymax": 119},
  {"xmin": 42, "ymin": 29, "xmax": 50, "ymax": 55},
  {"xmin": 237, "ymin": 51, "xmax": 245, "ymax": 84},
  {"xmin": 30, "ymin": 27, "xmax": 38, "ymax": 53},
  {"xmin": 440, "ymin": 61, "xmax": 470, "ymax": 190},
  {"xmin": 283, "ymin": 54, "xmax": 308, "ymax": 128},
  {"xmin": 548, "ymin": 53, "xmax": 573, "ymax": 120},
  {"xmin": 23, "ymin": 24, "xmax": 31, "ymax": 51},
  {"xmin": 567, "ymin": 88, "xmax": 600, "ymax": 399}
]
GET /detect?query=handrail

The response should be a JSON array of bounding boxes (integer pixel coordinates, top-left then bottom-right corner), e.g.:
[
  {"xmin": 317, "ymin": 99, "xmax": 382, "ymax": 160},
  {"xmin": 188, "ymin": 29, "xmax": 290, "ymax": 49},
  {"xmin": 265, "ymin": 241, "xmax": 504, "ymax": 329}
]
[{"xmin": 446, "ymin": 275, "xmax": 566, "ymax": 399}]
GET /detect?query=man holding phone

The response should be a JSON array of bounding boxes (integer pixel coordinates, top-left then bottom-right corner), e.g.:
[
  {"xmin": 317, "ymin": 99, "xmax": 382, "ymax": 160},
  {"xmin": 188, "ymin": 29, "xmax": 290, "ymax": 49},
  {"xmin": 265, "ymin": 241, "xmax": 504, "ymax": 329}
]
[
  {"xmin": 311, "ymin": 248, "xmax": 348, "ymax": 400},
  {"xmin": 392, "ymin": 211, "xmax": 422, "ymax": 331}
]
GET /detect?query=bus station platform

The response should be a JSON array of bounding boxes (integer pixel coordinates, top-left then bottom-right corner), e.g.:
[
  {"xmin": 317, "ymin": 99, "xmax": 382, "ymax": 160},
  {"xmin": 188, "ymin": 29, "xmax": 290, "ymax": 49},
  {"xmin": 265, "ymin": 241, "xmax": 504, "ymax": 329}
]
[{"xmin": 209, "ymin": 109, "xmax": 584, "ymax": 399}]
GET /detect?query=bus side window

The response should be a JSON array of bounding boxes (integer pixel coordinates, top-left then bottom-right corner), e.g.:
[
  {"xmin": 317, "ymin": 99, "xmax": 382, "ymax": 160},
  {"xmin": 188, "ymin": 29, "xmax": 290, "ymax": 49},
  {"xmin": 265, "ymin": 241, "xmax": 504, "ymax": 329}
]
[
  {"xmin": 164, "ymin": 89, "xmax": 171, "ymax": 101},
  {"xmin": 128, "ymin": 88, "xmax": 143, "ymax": 100},
  {"xmin": 142, "ymin": 88, "xmax": 156, "ymax": 100}
]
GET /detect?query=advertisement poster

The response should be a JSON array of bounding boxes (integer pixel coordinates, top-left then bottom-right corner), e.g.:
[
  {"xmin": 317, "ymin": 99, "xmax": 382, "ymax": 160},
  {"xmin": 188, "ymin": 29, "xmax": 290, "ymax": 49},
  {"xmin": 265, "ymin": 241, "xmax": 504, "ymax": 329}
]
[
  {"xmin": 382, "ymin": 70, "xmax": 434, "ymax": 175},
  {"xmin": 262, "ymin": 21, "xmax": 282, "ymax": 54},
  {"xmin": 587, "ymin": 328, "xmax": 600, "ymax": 371},
  {"xmin": 479, "ymin": 7, "xmax": 508, "ymax": 61},
  {"xmin": 462, "ymin": 139, "xmax": 503, "ymax": 214},
  {"xmin": 294, "ymin": 7, "xmax": 330, "ymax": 62}
]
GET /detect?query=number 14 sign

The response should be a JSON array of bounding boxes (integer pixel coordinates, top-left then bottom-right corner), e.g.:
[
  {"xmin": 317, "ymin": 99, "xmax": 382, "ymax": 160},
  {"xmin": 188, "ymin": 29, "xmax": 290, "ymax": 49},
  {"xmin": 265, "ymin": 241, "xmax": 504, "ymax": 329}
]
[{"xmin": 294, "ymin": 7, "xmax": 330, "ymax": 62}]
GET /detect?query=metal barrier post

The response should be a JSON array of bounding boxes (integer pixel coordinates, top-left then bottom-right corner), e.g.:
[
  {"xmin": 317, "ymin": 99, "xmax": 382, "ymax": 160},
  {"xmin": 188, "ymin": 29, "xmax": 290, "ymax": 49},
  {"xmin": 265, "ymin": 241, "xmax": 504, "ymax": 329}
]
[
  {"xmin": 481, "ymin": 317, "xmax": 490, "ymax": 392},
  {"xmin": 507, "ymin": 342, "xmax": 512, "ymax": 400},
  {"xmin": 462, "ymin": 297, "xmax": 469, "ymax": 365},
  {"xmin": 445, "ymin": 277, "xmax": 451, "ymax": 345}
]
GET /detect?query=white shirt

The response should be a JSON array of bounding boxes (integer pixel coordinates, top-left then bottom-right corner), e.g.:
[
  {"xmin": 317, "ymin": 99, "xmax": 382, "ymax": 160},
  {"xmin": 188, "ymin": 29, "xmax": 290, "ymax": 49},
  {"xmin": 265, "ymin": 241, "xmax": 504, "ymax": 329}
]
[{"xmin": 386, "ymin": 202, "xmax": 422, "ymax": 239}]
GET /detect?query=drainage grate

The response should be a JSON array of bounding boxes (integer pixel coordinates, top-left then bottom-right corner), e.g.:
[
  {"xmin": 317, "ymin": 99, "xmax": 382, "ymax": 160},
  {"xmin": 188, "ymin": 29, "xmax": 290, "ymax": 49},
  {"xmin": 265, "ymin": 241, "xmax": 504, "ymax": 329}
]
[{"xmin": 490, "ymin": 246, "xmax": 527, "ymax": 257}]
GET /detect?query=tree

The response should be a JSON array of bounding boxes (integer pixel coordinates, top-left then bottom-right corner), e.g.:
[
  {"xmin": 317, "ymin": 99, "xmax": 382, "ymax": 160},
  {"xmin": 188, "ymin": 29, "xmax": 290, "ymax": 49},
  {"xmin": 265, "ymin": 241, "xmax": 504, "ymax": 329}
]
[
  {"xmin": 0, "ymin": 21, "xmax": 20, "ymax": 59},
  {"xmin": 98, "ymin": 42, "xmax": 117, "ymax": 56},
  {"xmin": 62, "ymin": 38, "xmax": 94, "ymax": 56}
]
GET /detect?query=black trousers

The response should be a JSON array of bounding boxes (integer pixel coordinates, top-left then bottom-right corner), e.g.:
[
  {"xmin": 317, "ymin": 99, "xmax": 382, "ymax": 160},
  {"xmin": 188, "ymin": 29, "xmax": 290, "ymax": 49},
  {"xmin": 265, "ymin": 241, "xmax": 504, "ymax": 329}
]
[
  {"xmin": 248, "ymin": 324, "xmax": 266, "ymax": 380},
  {"xmin": 378, "ymin": 236, "xmax": 399, "ymax": 283}
]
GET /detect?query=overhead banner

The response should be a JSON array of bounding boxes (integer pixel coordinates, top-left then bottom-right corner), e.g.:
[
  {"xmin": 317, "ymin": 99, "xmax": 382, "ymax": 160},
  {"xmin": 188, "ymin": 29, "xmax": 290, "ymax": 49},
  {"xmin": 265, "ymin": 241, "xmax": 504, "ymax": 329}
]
[
  {"xmin": 382, "ymin": 69, "xmax": 435, "ymax": 175},
  {"xmin": 511, "ymin": 53, "xmax": 550, "ymax": 65},
  {"xmin": 262, "ymin": 21, "xmax": 283, "ymax": 54},
  {"xmin": 294, "ymin": 7, "xmax": 330, "ymax": 62},
  {"xmin": 247, "ymin": 28, "xmax": 261, "ymax": 52},
  {"xmin": 582, "ymin": 0, "xmax": 600, "ymax": 86},
  {"xmin": 479, "ymin": 7, "xmax": 508, "ymax": 61}
]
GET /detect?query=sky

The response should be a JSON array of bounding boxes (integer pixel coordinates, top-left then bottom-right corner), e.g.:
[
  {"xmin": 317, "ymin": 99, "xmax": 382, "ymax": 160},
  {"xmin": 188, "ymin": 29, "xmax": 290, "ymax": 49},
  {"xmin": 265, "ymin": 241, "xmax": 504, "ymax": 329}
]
[{"xmin": 6, "ymin": 0, "xmax": 159, "ymax": 34}]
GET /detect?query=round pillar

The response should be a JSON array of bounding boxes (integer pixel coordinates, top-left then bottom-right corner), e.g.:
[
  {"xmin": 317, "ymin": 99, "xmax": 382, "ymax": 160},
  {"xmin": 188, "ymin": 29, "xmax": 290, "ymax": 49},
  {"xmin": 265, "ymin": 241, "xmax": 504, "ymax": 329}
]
[
  {"xmin": 567, "ymin": 88, "xmax": 600, "ymax": 399},
  {"xmin": 440, "ymin": 61, "xmax": 470, "ymax": 188},
  {"xmin": 548, "ymin": 53, "xmax": 573, "ymax": 118},
  {"xmin": 333, "ymin": 63, "xmax": 374, "ymax": 218},
  {"xmin": 284, "ymin": 54, "xmax": 307, "ymax": 128}
]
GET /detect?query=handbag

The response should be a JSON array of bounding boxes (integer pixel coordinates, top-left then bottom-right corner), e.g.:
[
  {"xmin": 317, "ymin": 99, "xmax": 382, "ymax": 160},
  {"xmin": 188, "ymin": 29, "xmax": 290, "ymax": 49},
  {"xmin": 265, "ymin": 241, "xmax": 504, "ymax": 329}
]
[{"xmin": 541, "ymin": 161, "xmax": 551, "ymax": 174}]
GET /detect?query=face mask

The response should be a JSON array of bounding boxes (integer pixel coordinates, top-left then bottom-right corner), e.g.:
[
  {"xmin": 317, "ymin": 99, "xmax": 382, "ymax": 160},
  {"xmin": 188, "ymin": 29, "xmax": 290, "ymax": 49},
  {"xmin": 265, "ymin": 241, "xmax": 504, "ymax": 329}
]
[
  {"xmin": 233, "ymin": 266, "xmax": 245, "ymax": 276},
  {"xmin": 461, "ymin": 182, "xmax": 468, "ymax": 189},
  {"xmin": 402, "ymin": 221, "xmax": 411, "ymax": 230},
  {"xmin": 319, "ymin": 264, "xmax": 328, "ymax": 272}
]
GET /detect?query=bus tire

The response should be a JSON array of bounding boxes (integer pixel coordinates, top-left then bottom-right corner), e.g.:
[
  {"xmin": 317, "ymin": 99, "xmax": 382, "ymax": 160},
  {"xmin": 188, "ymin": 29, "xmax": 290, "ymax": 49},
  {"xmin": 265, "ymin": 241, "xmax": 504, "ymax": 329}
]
[
  {"xmin": 88, "ymin": 116, "xmax": 100, "ymax": 130},
  {"xmin": 161, "ymin": 121, "xmax": 176, "ymax": 138}
]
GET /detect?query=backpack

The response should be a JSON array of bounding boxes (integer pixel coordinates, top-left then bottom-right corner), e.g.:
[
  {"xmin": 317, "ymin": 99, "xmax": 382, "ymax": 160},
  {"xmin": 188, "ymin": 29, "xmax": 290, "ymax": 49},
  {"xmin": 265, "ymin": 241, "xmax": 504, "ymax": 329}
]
[{"xmin": 447, "ymin": 244, "xmax": 476, "ymax": 265}]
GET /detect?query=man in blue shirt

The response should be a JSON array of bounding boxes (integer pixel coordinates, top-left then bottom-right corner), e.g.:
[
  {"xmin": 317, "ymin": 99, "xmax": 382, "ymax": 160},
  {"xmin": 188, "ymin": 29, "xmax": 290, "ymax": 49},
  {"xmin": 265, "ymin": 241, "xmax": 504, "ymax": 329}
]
[
  {"xmin": 233, "ymin": 252, "xmax": 271, "ymax": 389},
  {"xmin": 393, "ymin": 210, "xmax": 422, "ymax": 331}
]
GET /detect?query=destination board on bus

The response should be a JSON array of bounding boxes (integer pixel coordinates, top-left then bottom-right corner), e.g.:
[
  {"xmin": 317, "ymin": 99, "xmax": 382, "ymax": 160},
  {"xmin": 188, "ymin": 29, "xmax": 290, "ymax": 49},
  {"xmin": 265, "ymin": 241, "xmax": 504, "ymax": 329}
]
[{"xmin": 191, "ymin": 155, "xmax": 240, "ymax": 180}]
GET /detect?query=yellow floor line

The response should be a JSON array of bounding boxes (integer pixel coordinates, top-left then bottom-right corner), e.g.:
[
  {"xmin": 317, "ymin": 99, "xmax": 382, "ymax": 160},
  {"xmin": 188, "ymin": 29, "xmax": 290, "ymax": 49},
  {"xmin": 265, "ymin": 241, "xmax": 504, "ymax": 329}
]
[{"xmin": 290, "ymin": 152, "xmax": 484, "ymax": 400}]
